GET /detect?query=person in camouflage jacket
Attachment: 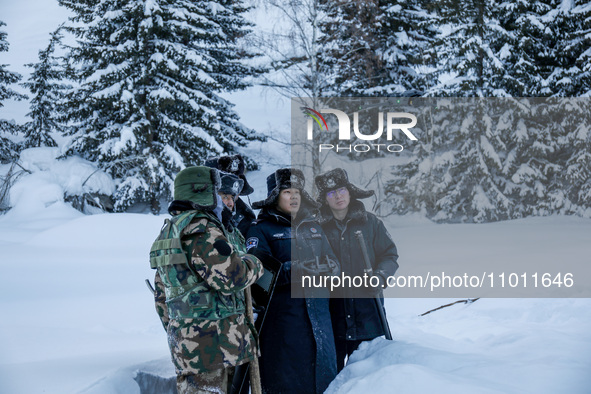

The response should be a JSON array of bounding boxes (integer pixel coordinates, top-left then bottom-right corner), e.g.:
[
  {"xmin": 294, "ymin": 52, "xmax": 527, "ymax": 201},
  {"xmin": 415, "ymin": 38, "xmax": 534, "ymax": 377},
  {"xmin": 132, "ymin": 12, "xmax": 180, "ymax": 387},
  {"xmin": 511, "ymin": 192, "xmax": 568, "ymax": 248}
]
[{"xmin": 151, "ymin": 166, "xmax": 263, "ymax": 394}]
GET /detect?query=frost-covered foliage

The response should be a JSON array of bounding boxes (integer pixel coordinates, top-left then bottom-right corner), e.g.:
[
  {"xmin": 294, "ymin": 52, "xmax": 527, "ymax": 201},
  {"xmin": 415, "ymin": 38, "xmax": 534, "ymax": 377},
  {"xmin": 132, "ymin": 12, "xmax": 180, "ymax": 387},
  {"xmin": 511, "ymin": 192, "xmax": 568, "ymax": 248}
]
[
  {"xmin": 386, "ymin": 98, "xmax": 591, "ymax": 222},
  {"xmin": 318, "ymin": 0, "xmax": 434, "ymax": 97},
  {"xmin": 0, "ymin": 21, "xmax": 27, "ymax": 163},
  {"xmin": 58, "ymin": 0, "xmax": 264, "ymax": 213},
  {"xmin": 362, "ymin": 0, "xmax": 591, "ymax": 222},
  {"xmin": 316, "ymin": 0, "xmax": 590, "ymax": 99},
  {"xmin": 21, "ymin": 28, "xmax": 70, "ymax": 149},
  {"xmin": 423, "ymin": 0, "xmax": 515, "ymax": 97},
  {"xmin": 546, "ymin": 0, "xmax": 591, "ymax": 96}
]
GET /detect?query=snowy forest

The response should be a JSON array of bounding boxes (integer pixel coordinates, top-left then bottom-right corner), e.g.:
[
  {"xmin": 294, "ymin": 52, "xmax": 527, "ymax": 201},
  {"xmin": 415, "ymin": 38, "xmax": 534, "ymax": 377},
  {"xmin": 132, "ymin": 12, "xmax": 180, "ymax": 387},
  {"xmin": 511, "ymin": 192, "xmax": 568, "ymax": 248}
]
[{"xmin": 1, "ymin": 0, "xmax": 590, "ymax": 222}]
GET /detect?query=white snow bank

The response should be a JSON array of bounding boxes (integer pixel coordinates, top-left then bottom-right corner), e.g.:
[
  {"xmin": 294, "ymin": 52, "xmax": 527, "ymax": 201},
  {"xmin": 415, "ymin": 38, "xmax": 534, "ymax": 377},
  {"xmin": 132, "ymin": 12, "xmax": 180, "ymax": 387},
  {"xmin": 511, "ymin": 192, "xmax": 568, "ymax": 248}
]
[
  {"xmin": 6, "ymin": 147, "xmax": 115, "ymax": 216},
  {"xmin": 328, "ymin": 298, "xmax": 591, "ymax": 394},
  {"xmin": 0, "ymin": 189, "xmax": 589, "ymax": 394}
]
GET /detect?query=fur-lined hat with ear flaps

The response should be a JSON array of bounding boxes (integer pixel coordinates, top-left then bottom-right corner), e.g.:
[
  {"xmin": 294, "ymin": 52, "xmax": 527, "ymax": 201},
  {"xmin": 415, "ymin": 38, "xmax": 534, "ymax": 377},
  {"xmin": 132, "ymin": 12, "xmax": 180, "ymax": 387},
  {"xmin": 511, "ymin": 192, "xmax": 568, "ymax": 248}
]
[
  {"xmin": 218, "ymin": 171, "xmax": 244, "ymax": 196},
  {"xmin": 314, "ymin": 168, "xmax": 374, "ymax": 205},
  {"xmin": 204, "ymin": 154, "xmax": 254, "ymax": 195},
  {"xmin": 252, "ymin": 168, "xmax": 318, "ymax": 210},
  {"xmin": 173, "ymin": 166, "xmax": 221, "ymax": 210}
]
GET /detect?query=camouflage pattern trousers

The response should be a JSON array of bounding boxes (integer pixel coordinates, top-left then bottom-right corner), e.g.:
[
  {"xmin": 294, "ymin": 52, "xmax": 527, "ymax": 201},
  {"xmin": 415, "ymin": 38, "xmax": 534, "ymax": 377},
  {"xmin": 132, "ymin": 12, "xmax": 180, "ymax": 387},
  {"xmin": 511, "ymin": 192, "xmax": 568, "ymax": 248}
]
[{"xmin": 176, "ymin": 367, "xmax": 235, "ymax": 394}]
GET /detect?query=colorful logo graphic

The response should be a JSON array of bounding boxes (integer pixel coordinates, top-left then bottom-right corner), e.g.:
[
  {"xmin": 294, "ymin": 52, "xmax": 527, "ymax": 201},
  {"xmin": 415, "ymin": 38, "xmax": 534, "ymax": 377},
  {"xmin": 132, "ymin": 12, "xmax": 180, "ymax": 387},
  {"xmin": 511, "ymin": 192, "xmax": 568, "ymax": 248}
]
[{"xmin": 304, "ymin": 107, "xmax": 329, "ymax": 138}]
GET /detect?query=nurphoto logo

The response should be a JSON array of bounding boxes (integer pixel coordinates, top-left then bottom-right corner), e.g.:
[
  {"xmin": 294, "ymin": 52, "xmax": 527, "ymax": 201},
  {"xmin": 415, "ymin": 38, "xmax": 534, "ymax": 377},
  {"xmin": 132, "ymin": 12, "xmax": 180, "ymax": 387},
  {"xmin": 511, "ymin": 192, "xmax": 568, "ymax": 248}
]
[{"xmin": 304, "ymin": 107, "xmax": 418, "ymax": 153}]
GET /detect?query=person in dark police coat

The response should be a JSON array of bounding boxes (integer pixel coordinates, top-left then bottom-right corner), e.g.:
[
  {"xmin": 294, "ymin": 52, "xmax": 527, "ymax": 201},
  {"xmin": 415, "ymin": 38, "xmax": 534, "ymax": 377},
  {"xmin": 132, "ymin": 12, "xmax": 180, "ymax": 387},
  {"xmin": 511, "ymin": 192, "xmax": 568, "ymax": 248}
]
[
  {"xmin": 315, "ymin": 168, "xmax": 399, "ymax": 372},
  {"xmin": 246, "ymin": 168, "xmax": 340, "ymax": 394}
]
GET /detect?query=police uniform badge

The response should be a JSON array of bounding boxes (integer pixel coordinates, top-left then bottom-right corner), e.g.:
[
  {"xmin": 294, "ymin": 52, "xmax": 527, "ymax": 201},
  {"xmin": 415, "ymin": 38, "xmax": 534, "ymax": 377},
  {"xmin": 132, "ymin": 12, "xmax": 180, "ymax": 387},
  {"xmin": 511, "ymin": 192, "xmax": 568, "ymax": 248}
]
[
  {"xmin": 230, "ymin": 159, "xmax": 240, "ymax": 172},
  {"xmin": 309, "ymin": 227, "xmax": 321, "ymax": 238},
  {"xmin": 326, "ymin": 178, "xmax": 336, "ymax": 188},
  {"xmin": 246, "ymin": 237, "xmax": 259, "ymax": 250}
]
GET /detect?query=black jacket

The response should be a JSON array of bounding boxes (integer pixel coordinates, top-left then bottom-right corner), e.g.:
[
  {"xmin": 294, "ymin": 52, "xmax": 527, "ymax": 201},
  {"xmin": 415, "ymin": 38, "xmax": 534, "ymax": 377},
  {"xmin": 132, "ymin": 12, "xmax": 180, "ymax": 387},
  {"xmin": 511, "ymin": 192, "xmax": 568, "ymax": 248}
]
[
  {"xmin": 319, "ymin": 199, "xmax": 399, "ymax": 341},
  {"xmin": 246, "ymin": 206, "xmax": 338, "ymax": 394},
  {"xmin": 234, "ymin": 197, "xmax": 256, "ymax": 238}
]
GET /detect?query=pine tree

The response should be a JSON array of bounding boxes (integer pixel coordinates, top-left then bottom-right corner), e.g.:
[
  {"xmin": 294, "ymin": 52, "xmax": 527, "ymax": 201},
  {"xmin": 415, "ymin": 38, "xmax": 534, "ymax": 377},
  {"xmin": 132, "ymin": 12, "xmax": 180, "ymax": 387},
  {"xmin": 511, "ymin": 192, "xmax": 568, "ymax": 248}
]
[
  {"xmin": 318, "ymin": 0, "xmax": 433, "ymax": 96},
  {"xmin": 391, "ymin": 1, "xmax": 517, "ymax": 221},
  {"xmin": 381, "ymin": 0, "xmax": 436, "ymax": 95},
  {"xmin": 563, "ymin": 99, "xmax": 591, "ymax": 217},
  {"xmin": 318, "ymin": 0, "xmax": 388, "ymax": 96},
  {"xmin": 423, "ymin": 0, "xmax": 513, "ymax": 97},
  {"xmin": 496, "ymin": 0, "xmax": 551, "ymax": 96},
  {"xmin": 546, "ymin": 0, "xmax": 591, "ymax": 96},
  {"xmin": 0, "ymin": 21, "xmax": 27, "ymax": 162},
  {"xmin": 312, "ymin": 0, "xmax": 432, "ymax": 166},
  {"xmin": 536, "ymin": 98, "xmax": 591, "ymax": 217},
  {"xmin": 59, "ymin": 0, "xmax": 264, "ymax": 213},
  {"xmin": 21, "ymin": 28, "xmax": 70, "ymax": 148}
]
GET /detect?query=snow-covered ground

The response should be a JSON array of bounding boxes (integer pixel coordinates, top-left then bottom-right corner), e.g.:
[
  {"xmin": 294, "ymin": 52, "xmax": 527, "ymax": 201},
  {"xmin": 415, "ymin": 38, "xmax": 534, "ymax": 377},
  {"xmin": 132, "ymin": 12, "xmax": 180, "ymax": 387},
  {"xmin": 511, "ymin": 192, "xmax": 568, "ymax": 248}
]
[
  {"xmin": 1, "ymin": 2, "xmax": 590, "ymax": 393},
  {"xmin": 1, "ymin": 160, "xmax": 590, "ymax": 393}
]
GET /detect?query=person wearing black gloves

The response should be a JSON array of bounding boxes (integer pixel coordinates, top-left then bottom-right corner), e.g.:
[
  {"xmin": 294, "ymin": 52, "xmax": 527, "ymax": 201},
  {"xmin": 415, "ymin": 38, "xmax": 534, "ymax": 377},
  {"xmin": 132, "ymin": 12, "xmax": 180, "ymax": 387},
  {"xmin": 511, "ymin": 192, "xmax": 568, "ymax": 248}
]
[
  {"xmin": 315, "ymin": 168, "xmax": 399, "ymax": 372},
  {"xmin": 246, "ymin": 168, "xmax": 340, "ymax": 394}
]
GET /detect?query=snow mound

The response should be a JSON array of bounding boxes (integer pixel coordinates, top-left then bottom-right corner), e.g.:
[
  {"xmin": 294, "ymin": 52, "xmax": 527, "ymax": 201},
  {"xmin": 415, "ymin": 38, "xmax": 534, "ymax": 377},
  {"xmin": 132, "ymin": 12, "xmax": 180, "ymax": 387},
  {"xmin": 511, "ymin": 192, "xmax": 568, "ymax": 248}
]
[
  {"xmin": 6, "ymin": 147, "xmax": 115, "ymax": 215},
  {"xmin": 326, "ymin": 298, "xmax": 591, "ymax": 394},
  {"xmin": 79, "ymin": 357, "xmax": 176, "ymax": 394}
]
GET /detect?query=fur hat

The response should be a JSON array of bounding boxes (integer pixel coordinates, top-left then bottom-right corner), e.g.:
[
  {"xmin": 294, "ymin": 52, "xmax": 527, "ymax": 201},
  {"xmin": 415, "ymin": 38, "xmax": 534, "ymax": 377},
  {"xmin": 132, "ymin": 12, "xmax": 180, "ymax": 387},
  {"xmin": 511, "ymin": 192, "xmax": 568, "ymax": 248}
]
[
  {"xmin": 314, "ymin": 168, "xmax": 374, "ymax": 205},
  {"xmin": 174, "ymin": 166, "xmax": 221, "ymax": 210},
  {"xmin": 219, "ymin": 171, "xmax": 244, "ymax": 196},
  {"xmin": 252, "ymin": 168, "xmax": 318, "ymax": 210},
  {"xmin": 204, "ymin": 154, "xmax": 254, "ymax": 195}
]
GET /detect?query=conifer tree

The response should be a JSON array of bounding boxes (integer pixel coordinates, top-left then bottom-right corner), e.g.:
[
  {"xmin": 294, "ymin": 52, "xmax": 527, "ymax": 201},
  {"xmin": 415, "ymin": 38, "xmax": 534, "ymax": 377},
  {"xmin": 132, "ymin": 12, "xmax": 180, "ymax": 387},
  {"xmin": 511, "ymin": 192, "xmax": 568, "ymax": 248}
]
[
  {"xmin": 318, "ymin": 0, "xmax": 433, "ymax": 96},
  {"xmin": 423, "ymin": 0, "xmax": 512, "ymax": 97},
  {"xmin": 314, "ymin": 0, "xmax": 432, "ymax": 165},
  {"xmin": 59, "ymin": 0, "xmax": 264, "ymax": 213},
  {"xmin": 21, "ymin": 28, "xmax": 70, "ymax": 148},
  {"xmin": 545, "ymin": 0, "xmax": 591, "ymax": 96},
  {"xmin": 0, "ymin": 21, "xmax": 27, "ymax": 162},
  {"xmin": 318, "ymin": 0, "xmax": 388, "ymax": 96}
]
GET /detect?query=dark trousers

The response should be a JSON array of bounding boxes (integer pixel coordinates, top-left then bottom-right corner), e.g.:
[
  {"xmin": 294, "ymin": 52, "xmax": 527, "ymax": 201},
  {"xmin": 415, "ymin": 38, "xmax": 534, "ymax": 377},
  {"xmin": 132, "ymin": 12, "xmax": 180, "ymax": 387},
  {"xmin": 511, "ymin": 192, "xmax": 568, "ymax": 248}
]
[{"xmin": 335, "ymin": 338, "xmax": 365, "ymax": 372}]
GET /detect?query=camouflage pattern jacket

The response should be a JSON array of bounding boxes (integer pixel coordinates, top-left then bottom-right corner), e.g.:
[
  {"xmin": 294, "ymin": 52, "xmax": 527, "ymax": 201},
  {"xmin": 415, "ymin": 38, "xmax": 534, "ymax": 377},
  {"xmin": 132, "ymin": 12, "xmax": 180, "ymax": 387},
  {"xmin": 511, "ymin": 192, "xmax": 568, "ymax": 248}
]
[{"xmin": 151, "ymin": 209, "xmax": 262, "ymax": 375}]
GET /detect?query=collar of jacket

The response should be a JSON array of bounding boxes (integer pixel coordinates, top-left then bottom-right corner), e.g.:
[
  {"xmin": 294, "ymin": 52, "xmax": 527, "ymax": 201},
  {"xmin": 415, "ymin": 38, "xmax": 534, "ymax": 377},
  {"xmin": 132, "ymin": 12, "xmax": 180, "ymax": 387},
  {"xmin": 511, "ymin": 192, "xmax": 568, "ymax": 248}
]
[
  {"xmin": 168, "ymin": 199, "xmax": 222, "ymax": 226},
  {"xmin": 318, "ymin": 199, "xmax": 368, "ymax": 225},
  {"xmin": 259, "ymin": 205, "xmax": 317, "ymax": 227},
  {"xmin": 235, "ymin": 197, "xmax": 255, "ymax": 218},
  {"xmin": 259, "ymin": 207, "xmax": 291, "ymax": 226}
]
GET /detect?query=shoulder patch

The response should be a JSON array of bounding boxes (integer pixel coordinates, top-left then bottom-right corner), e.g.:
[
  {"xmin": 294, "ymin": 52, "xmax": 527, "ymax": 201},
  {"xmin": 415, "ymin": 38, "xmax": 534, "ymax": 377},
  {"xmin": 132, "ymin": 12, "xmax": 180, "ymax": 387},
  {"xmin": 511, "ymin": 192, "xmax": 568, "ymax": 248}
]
[
  {"xmin": 246, "ymin": 237, "xmax": 259, "ymax": 250},
  {"xmin": 213, "ymin": 239, "xmax": 232, "ymax": 256}
]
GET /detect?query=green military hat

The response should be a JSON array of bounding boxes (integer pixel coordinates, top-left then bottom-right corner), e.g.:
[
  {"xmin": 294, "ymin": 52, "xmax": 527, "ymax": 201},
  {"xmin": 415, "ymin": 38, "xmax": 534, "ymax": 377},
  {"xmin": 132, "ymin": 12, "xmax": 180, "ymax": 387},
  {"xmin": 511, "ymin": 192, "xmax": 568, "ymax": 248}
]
[{"xmin": 174, "ymin": 166, "xmax": 221, "ymax": 210}]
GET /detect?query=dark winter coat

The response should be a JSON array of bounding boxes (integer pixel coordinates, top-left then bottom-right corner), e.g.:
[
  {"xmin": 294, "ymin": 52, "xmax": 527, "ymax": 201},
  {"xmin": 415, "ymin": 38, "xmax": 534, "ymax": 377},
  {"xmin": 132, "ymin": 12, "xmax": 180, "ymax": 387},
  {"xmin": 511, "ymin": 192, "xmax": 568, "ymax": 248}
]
[
  {"xmin": 234, "ymin": 197, "xmax": 256, "ymax": 238},
  {"xmin": 319, "ymin": 199, "xmax": 399, "ymax": 341},
  {"xmin": 246, "ymin": 206, "xmax": 338, "ymax": 394}
]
